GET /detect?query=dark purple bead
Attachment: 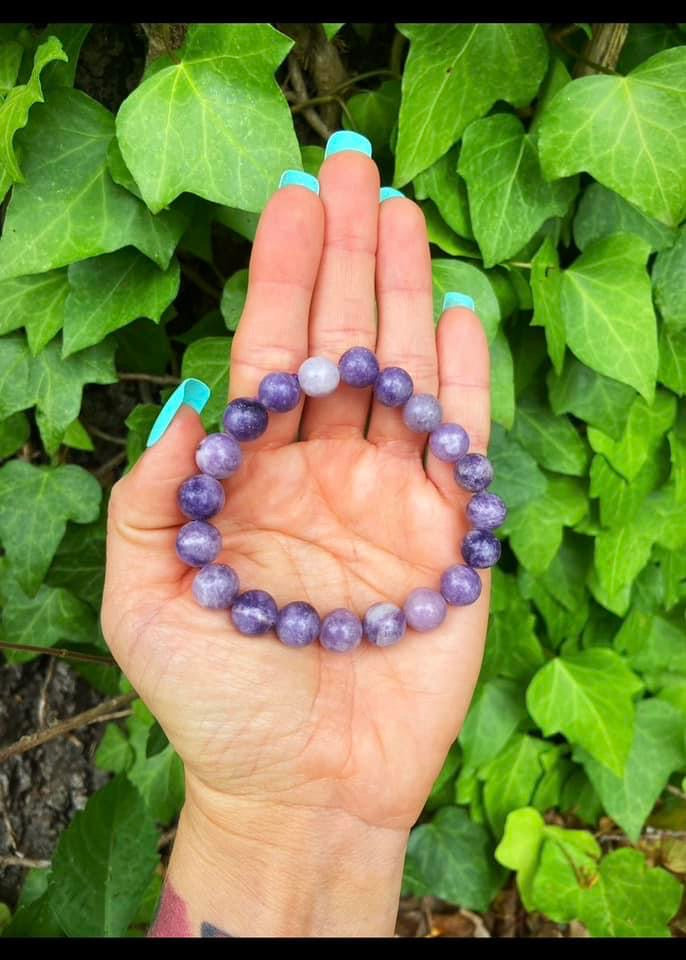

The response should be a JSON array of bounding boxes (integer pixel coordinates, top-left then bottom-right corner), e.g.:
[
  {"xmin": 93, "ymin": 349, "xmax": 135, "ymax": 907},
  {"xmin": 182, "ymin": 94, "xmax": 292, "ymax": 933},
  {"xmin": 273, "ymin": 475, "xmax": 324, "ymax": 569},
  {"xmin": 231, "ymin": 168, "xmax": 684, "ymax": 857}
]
[
  {"xmin": 195, "ymin": 433, "xmax": 242, "ymax": 479},
  {"xmin": 230, "ymin": 589, "xmax": 278, "ymax": 635},
  {"xmin": 440, "ymin": 565, "xmax": 482, "ymax": 606},
  {"xmin": 403, "ymin": 588, "xmax": 447, "ymax": 632},
  {"xmin": 258, "ymin": 372, "xmax": 302, "ymax": 413},
  {"xmin": 429, "ymin": 423, "xmax": 469, "ymax": 462},
  {"xmin": 192, "ymin": 563, "xmax": 240, "ymax": 609},
  {"xmin": 374, "ymin": 366, "xmax": 414, "ymax": 407},
  {"xmin": 223, "ymin": 397, "xmax": 269, "ymax": 442},
  {"xmin": 176, "ymin": 521, "xmax": 222, "ymax": 567},
  {"xmin": 467, "ymin": 492, "xmax": 507, "ymax": 530},
  {"xmin": 403, "ymin": 394, "xmax": 443, "ymax": 433},
  {"xmin": 338, "ymin": 346, "xmax": 379, "ymax": 388},
  {"xmin": 462, "ymin": 530, "xmax": 501, "ymax": 568},
  {"xmin": 277, "ymin": 601, "xmax": 321, "ymax": 647},
  {"xmin": 177, "ymin": 474, "xmax": 225, "ymax": 520},
  {"xmin": 455, "ymin": 453, "xmax": 494, "ymax": 492},
  {"xmin": 363, "ymin": 602, "xmax": 406, "ymax": 647},
  {"xmin": 319, "ymin": 608, "xmax": 363, "ymax": 652}
]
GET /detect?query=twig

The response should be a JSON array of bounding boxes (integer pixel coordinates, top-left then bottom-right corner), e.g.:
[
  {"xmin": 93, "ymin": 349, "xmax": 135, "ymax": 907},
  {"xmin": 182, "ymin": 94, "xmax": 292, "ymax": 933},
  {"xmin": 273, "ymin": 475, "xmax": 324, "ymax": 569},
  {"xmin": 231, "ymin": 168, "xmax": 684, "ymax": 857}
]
[
  {"xmin": 37, "ymin": 658, "xmax": 56, "ymax": 728},
  {"xmin": 0, "ymin": 640, "xmax": 117, "ymax": 665},
  {"xmin": 287, "ymin": 54, "xmax": 331, "ymax": 141},
  {"xmin": 179, "ymin": 259, "xmax": 222, "ymax": 301},
  {"xmin": 551, "ymin": 29, "xmax": 621, "ymax": 76},
  {"xmin": 597, "ymin": 829, "xmax": 686, "ymax": 843},
  {"xmin": 0, "ymin": 691, "xmax": 138, "ymax": 765},
  {"xmin": 0, "ymin": 855, "xmax": 51, "ymax": 870},
  {"xmin": 158, "ymin": 826, "xmax": 178, "ymax": 850},
  {"xmin": 119, "ymin": 373, "xmax": 181, "ymax": 385},
  {"xmin": 291, "ymin": 95, "xmax": 356, "ymax": 129},
  {"xmin": 574, "ymin": 23, "xmax": 629, "ymax": 78},
  {"xmin": 92, "ymin": 450, "xmax": 127, "ymax": 480},
  {"xmin": 84, "ymin": 423, "xmax": 126, "ymax": 446},
  {"xmin": 666, "ymin": 784, "xmax": 686, "ymax": 801}
]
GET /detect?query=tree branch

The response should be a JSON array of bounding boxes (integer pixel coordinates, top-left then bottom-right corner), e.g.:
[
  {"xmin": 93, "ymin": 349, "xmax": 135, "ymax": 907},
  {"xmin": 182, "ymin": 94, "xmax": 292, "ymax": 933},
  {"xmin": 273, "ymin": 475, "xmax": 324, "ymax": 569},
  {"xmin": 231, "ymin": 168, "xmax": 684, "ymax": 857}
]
[
  {"xmin": 287, "ymin": 53, "xmax": 331, "ymax": 141},
  {"xmin": 0, "ymin": 640, "xmax": 117, "ymax": 666},
  {"xmin": 574, "ymin": 23, "xmax": 629, "ymax": 77},
  {"xmin": 0, "ymin": 855, "xmax": 51, "ymax": 870},
  {"xmin": 118, "ymin": 373, "xmax": 181, "ymax": 385}
]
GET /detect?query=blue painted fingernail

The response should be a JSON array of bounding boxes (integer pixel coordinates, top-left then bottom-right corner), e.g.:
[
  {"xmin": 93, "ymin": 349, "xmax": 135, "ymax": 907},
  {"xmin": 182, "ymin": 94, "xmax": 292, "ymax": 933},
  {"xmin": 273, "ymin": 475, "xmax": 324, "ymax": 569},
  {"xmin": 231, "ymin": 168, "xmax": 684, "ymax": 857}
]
[
  {"xmin": 380, "ymin": 187, "xmax": 405, "ymax": 202},
  {"xmin": 279, "ymin": 170, "xmax": 320, "ymax": 195},
  {"xmin": 325, "ymin": 131, "xmax": 372, "ymax": 158},
  {"xmin": 443, "ymin": 292, "xmax": 476, "ymax": 312},
  {"xmin": 146, "ymin": 378, "xmax": 211, "ymax": 447}
]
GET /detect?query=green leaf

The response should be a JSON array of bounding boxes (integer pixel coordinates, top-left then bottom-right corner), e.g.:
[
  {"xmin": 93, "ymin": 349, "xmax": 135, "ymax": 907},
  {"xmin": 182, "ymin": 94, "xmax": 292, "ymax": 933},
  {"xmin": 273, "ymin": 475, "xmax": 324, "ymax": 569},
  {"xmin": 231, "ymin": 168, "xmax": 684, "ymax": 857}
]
[
  {"xmin": 115, "ymin": 316, "xmax": 173, "ymax": 377},
  {"xmin": 116, "ymin": 24, "xmax": 300, "ymax": 214},
  {"xmin": 512, "ymin": 392, "xmax": 589, "ymax": 476},
  {"xmin": 404, "ymin": 806, "xmax": 505, "ymax": 910},
  {"xmin": 479, "ymin": 735, "xmax": 559, "ymax": 835},
  {"xmin": 125, "ymin": 700, "xmax": 185, "ymax": 824},
  {"xmin": 214, "ymin": 204, "xmax": 259, "ymax": 242},
  {"xmin": 614, "ymin": 609, "xmax": 686, "ymax": 675},
  {"xmin": 458, "ymin": 113, "xmax": 576, "ymax": 268},
  {"xmin": 322, "ymin": 23, "xmax": 344, "ymax": 42},
  {"xmin": 590, "ymin": 452, "xmax": 666, "ymax": 529},
  {"xmin": 459, "ymin": 678, "xmax": 527, "ymax": 771},
  {"xmin": 548, "ymin": 354, "xmax": 637, "ymax": 441},
  {"xmin": 573, "ymin": 182, "xmax": 678, "ymax": 253},
  {"xmin": 62, "ymin": 419, "xmax": 94, "ymax": 452},
  {"xmin": 526, "ymin": 648, "xmax": 642, "ymax": 776},
  {"xmin": 494, "ymin": 807, "xmax": 545, "ymax": 911},
  {"xmin": 482, "ymin": 574, "xmax": 545, "ymax": 684},
  {"xmin": 421, "ymin": 200, "xmax": 480, "ymax": 258},
  {"xmin": 0, "ymin": 40, "xmax": 23, "ymax": 96},
  {"xmin": 490, "ymin": 331, "xmax": 515, "ymax": 429},
  {"xmin": 300, "ymin": 144, "xmax": 324, "ymax": 179},
  {"xmin": 618, "ymin": 23, "xmax": 686, "ymax": 74},
  {"xmin": 538, "ymin": 48, "xmax": 686, "ymax": 227},
  {"xmin": 0, "ymin": 270, "xmax": 69, "ymax": 355},
  {"xmin": 530, "ymin": 825, "xmax": 602, "ymax": 923},
  {"xmin": 653, "ymin": 225, "xmax": 686, "ymax": 332},
  {"xmin": 587, "ymin": 390, "xmax": 676, "ymax": 481},
  {"xmin": 46, "ymin": 512, "xmax": 107, "ymax": 610},
  {"xmin": 343, "ymin": 78, "xmax": 401, "ymax": 158},
  {"xmin": 394, "ymin": 24, "xmax": 548, "ymax": 186},
  {"xmin": 559, "ymin": 768, "xmax": 603, "ymax": 826},
  {"xmin": 106, "ymin": 136, "xmax": 142, "ymax": 199},
  {"xmin": 48, "ymin": 775, "xmax": 159, "ymax": 937},
  {"xmin": 125, "ymin": 403, "xmax": 160, "ymax": 468},
  {"xmin": 1, "ymin": 577, "xmax": 96, "ymax": 664},
  {"xmin": 63, "ymin": 249, "xmax": 180, "ymax": 356},
  {"xmin": 530, "ymin": 235, "xmax": 564, "ymax": 373},
  {"xmin": 431, "ymin": 258, "xmax": 499, "ymax": 341},
  {"xmin": 95, "ymin": 723, "xmax": 134, "ymax": 774},
  {"xmin": 488, "ymin": 423, "xmax": 548, "ymax": 511},
  {"xmin": 37, "ymin": 24, "xmax": 91, "ymax": 90},
  {"xmin": 181, "ymin": 337, "xmax": 230, "ymax": 432},
  {"xmin": 413, "ymin": 145, "xmax": 472, "ymax": 238},
  {"xmin": 220, "ymin": 268, "xmax": 248, "ymax": 332},
  {"xmin": 0, "ymin": 460, "xmax": 101, "ymax": 595},
  {"xmin": 0, "ymin": 411, "xmax": 29, "ymax": 458}
]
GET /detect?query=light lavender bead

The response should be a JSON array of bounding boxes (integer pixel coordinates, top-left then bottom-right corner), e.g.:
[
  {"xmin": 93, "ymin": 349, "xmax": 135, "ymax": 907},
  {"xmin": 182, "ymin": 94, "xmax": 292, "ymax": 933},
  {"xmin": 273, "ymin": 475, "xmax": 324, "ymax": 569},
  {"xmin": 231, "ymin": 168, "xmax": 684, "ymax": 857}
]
[
  {"xmin": 374, "ymin": 366, "xmax": 414, "ymax": 407},
  {"xmin": 177, "ymin": 474, "xmax": 225, "ymax": 521},
  {"xmin": 440, "ymin": 565, "xmax": 482, "ymax": 606},
  {"xmin": 258, "ymin": 372, "xmax": 301, "ymax": 412},
  {"xmin": 277, "ymin": 601, "xmax": 321, "ymax": 648},
  {"xmin": 230, "ymin": 590, "xmax": 278, "ymax": 635},
  {"xmin": 467, "ymin": 492, "xmax": 507, "ymax": 530},
  {"xmin": 455, "ymin": 453, "xmax": 494, "ymax": 492},
  {"xmin": 429, "ymin": 423, "xmax": 469, "ymax": 463},
  {"xmin": 403, "ymin": 394, "xmax": 443, "ymax": 433},
  {"xmin": 338, "ymin": 346, "xmax": 379, "ymax": 388},
  {"xmin": 363, "ymin": 602, "xmax": 406, "ymax": 647},
  {"xmin": 320, "ymin": 608, "xmax": 363, "ymax": 652},
  {"xmin": 176, "ymin": 521, "xmax": 222, "ymax": 567},
  {"xmin": 192, "ymin": 563, "xmax": 240, "ymax": 609},
  {"xmin": 404, "ymin": 588, "xmax": 447, "ymax": 632},
  {"xmin": 462, "ymin": 530, "xmax": 502, "ymax": 568},
  {"xmin": 195, "ymin": 433, "xmax": 242, "ymax": 479},
  {"xmin": 298, "ymin": 356, "xmax": 340, "ymax": 397}
]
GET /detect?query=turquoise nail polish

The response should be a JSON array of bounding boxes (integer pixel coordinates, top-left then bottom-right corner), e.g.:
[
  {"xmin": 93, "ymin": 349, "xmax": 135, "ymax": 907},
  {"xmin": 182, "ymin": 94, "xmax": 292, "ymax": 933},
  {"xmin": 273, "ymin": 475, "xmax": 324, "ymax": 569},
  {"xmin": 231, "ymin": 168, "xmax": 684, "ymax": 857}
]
[
  {"xmin": 379, "ymin": 187, "xmax": 405, "ymax": 202},
  {"xmin": 443, "ymin": 292, "xmax": 476, "ymax": 312},
  {"xmin": 146, "ymin": 378, "xmax": 211, "ymax": 447},
  {"xmin": 279, "ymin": 170, "xmax": 320, "ymax": 195},
  {"xmin": 325, "ymin": 130, "xmax": 372, "ymax": 159}
]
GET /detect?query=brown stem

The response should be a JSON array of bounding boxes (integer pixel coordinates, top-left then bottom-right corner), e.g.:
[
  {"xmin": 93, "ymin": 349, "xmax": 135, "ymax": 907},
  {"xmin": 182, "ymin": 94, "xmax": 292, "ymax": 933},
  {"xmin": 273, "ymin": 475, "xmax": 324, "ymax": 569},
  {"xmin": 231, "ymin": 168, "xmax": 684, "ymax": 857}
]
[
  {"xmin": 0, "ymin": 640, "xmax": 117, "ymax": 665},
  {"xmin": 287, "ymin": 53, "xmax": 331, "ymax": 140},
  {"xmin": 0, "ymin": 855, "xmax": 51, "ymax": 870},
  {"xmin": 574, "ymin": 23, "xmax": 629, "ymax": 77},
  {"xmin": 92, "ymin": 450, "xmax": 127, "ymax": 480},
  {"xmin": 84, "ymin": 423, "xmax": 127, "ymax": 446},
  {"xmin": 119, "ymin": 373, "xmax": 181, "ymax": 385}
]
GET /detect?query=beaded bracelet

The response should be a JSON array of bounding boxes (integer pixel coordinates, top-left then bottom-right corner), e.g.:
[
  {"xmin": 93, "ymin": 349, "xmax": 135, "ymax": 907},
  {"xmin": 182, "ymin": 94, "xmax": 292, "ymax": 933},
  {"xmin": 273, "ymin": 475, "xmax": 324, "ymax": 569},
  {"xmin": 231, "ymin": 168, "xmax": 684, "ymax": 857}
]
[{"xmin": 174, "ymin": 347, "xmax": 506, "ymax": 653}]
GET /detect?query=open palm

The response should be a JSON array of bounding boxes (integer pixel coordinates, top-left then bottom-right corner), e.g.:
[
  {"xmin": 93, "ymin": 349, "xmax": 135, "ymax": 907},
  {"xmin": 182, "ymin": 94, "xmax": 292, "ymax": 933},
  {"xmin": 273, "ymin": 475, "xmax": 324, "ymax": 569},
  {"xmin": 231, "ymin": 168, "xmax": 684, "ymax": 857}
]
[{"xmin": 102, "ymin": 147, "xmax": 492, "ymax": 834}]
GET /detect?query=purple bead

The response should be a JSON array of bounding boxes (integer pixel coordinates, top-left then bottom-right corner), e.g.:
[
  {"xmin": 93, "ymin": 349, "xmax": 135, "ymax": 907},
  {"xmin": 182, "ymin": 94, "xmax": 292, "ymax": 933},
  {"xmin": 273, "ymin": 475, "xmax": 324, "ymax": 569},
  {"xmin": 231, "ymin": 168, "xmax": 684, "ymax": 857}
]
[
  {"xmin": 319, "ymin": 609, "xmax": 363, "ymax": 653},
  {"xmin": 192, "ymin": 563, "xmax": 240, "ymax": 609},
  {"xmin": 338, "ymin": 346, "xmax": 379, "ymax": 388},
  {"xmin": 230, "ymin": 589, "xmax": 278, "ymax": 635},
  {"xmin": 374, "ymin": 366, "xmax": 414, "ymax": 407},
  {"xmin": 276, "ymin": 601, "xmax": 321, "ymax": 648},
  {"xmin": 258, "ymin": 372, "xmax": 301, "ymax": 413},
  {"xmin": 403, "ymin": 394, "xmax": 443, "ymax": 434},
  {"xmin": 455, "ymin": 453, "xmax": 494, "ymax": 492},
  {"xmin": 196, "ymin": 433, "xmax": 242, "ymax": 479},
  {"xmin": 440, "ymin": 565, "xmax": 482, "ymax": 606},
  {"xmin": 462, "ymin": 530, "xmax": 502, "ymax": 568},
  {"xmin": 363, "ymin": 602, "xmax": 406, "ymax": 647},
  {"xmin": 404, "ymin": 588, "xmax": 447, "ymax": 632},
  {"xmin": 223, "ymin": 397, "xmax": 269, "ymax": 442},
  {"xmin": 176, "ymin": 521, "xmax": 222, "ymax": 567},
  {"xmin": 429, "ymin": 423, "xmax": 469, "ymax": 462},
  {"xmin": 177, "ymin": 474, "xmax": 225, "ymax": 521},
  {"xmin": 467, "ymin": 492, "xmax": 507, "ymax": 530}
]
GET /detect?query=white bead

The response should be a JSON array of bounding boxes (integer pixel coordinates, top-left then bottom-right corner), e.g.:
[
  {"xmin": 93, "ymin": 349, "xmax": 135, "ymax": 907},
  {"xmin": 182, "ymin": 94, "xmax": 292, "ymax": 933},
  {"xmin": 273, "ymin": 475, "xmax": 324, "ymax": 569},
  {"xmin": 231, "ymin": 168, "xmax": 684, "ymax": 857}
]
[{"xmin": 297, "ymin": 356, "xmax": 340, "ymax": 397}]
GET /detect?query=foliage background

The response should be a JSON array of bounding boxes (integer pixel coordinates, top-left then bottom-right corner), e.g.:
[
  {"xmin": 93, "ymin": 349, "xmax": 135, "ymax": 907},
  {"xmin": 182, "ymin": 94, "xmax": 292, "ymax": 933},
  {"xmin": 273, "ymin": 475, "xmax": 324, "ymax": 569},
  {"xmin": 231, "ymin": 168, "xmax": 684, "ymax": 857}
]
[{"xmin": 0, "ymin": 21, "xmax": 685, "ymax": 938}]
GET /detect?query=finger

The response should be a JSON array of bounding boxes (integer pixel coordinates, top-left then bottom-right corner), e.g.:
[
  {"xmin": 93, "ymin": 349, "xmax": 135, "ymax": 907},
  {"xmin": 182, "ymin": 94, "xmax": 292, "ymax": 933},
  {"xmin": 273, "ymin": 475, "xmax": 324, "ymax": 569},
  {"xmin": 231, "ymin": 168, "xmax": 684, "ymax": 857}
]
[
  {"xmin": 229, "ymin": 178, "xmax": 325, "ymax": 448},
  {"xmin": 367, "ymin": 196, "xmax": 436, "ymax": 455},
  {"xmin": 300, "ymin": 140, "xmax": 380, "ymax": 440}
]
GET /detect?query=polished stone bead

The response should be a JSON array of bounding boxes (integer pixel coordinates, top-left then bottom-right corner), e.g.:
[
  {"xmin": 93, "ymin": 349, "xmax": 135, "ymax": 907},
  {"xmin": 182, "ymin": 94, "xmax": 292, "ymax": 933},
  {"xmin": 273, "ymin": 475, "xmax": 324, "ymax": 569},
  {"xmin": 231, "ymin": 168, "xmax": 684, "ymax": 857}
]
[
  {"xmin": 454, "ymin": 453, "xmax": 494, "ymax": 492},
  {"xmin": 338, "ymin": 346, "xmax": 379, "ymax": 388},
  {"xmin": 177, "ymin": 474, "xmax": 225, "ymax": 521},
  {"xmin": 297, "ymin": 356, "xmax": 340, "ymax": 397},
  {"xmin": 461, "ymin": 530, "xmax": 501, "ymax": 568},
  {"xmin": 440, "ymin": 564, "xmax": 482, "ymax": 606},
  {"xmin": 176, "ymin": 521, "xmax": 222, "ymax": 567},
  {"xmin": 319, "ymin": 608, "xmax": 363, "ymax": 652},
  {"xmin": 466, "ymin": 492, "xmax": 507, "ymax": 530},
  {"xmin": 403, "ymin": 588, "xmax": 447, "ymax": 632},
  {"xmin": 195, "ymin": 433, "xmax": 242, "ymax": 479},
  {"xmin": 374, "ymin": 366, "xmax": 414, "ymax": 407},
  {"xmin": 429, "ymin": 422, "xmax": 469, "ymax": 462},
  {"xmin": 192, "ymin": 563, "xmax": 240, "ymax": 609},
  {"xmin": 230, "ymin": 590, "xmax": 278, "ymax": 635},
  {"xmin": 276, "ymin": 601, "xmax": 321, "ymax": 647},
  {"xmin": 363, "ymin": 602, "xmax": 406, "ymax": 647},
  {"xmin": 223, "ymin": 398, "xmax": 269, "ymax": 442},
  {"xmin": 403, "ymin": 394, "xmax": 443, "ymax": 433},
  {"xmin": 258, "ymin": 372, "xmax": 301, "ymax": 412}
]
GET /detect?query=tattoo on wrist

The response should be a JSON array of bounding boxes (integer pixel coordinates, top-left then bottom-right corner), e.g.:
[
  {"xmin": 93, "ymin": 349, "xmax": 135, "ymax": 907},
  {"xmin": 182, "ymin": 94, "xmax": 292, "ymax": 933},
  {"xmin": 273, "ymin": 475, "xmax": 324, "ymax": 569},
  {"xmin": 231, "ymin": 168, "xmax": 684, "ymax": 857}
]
[{"xmin": 149, "ymin": 882, "xmax": 233, "ymax": 938}]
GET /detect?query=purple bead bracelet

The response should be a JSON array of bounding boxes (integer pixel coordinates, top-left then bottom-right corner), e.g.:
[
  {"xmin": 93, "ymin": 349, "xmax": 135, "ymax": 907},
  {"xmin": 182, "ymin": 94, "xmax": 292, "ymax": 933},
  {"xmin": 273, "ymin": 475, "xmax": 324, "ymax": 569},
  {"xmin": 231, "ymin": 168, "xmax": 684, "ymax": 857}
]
[{"xmin": 175, "ymin": 345, "xmax": 506, "ymax": 652}]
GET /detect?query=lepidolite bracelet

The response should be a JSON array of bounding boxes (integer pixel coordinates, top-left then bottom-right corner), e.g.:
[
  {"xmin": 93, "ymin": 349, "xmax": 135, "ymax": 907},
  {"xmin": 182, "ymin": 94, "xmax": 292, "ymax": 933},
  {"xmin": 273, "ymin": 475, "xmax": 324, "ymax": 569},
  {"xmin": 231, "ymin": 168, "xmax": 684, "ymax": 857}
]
[{"xmin": 175, "ymin": 346, "xmax": 506, "ymax": 653}]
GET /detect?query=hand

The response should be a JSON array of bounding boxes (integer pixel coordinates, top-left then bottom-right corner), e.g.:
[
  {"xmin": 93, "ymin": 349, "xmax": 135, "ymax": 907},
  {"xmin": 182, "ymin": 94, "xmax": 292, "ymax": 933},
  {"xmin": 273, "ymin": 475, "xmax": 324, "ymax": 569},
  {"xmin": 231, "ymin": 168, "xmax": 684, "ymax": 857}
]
[{"xmin": 102, "ymin": 140, "xmax": 492, "ymax": 936}]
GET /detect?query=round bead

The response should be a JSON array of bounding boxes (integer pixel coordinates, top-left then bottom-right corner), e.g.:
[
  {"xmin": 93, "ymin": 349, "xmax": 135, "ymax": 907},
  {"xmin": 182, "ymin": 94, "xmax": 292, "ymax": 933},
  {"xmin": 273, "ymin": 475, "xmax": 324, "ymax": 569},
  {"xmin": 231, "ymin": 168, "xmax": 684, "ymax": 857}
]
[
  {"xmin": 258, "ymin": 372, "xmax": 301, "ymax": 413},
  {"xmin": 363, "ymin": 602, "xmax": 406, "ymax": 647},
  {"xmin": 192, "ymin": 563, "xmax": 240, "ymax": 609},
  {"xmin": 462, "ymin": 530, "xmax": 502, "ymax": 568},
  {"xmin": 403, "ymin": 394, "xmax": 443, "ymax": 434},
  {"xmin": 429, "ymin": 423, "xmax": 469, "ymax": 463},
  {"xmin": 230, "ymin": 590, "xmax": 278, "ymax": 635},
  {"xmin": 177, "ymin": 474, "xmax": 225, "ymax": 521},
  {"xmin": 176, "ymin": 521, "xmax": 222, "ymax": 567},
  {"xmin": 338, "ymin": 346, "xmax": 379, "ymax": 388},
  {"xmin": 455, "ymin": 453, "xmax": 494, "ymax": 492},
  {"xmin": 297, "ymin": 356, "xmax": 340, "ymax": 397},
  {"xmin": 276, "ymin": 601, "xmax": 321, "ymax": 648},
  {"xmin": 374, "ymin": 366, "xmax": 414, "ymax": 407},
  {"xmin": 319, "ymin": 609, "xmax": 363, "ymax": 653},
  {"xmin": 196, "ymin": 433, "xmax": 242, "ymax": 479},
  {"xmin": 467, "ymin": 492, "xmax": 507, "ymax": 530},
  {"xmin": 440, "ymin": 565, "xmax": 482, "ymax": 606},
  {"xmin": 223, "ymin": 398, "xmax": 269, "ymax": 442},
  {"xmin": 404, "ymin": 588, "xmax": 447, "ymax": 632}
]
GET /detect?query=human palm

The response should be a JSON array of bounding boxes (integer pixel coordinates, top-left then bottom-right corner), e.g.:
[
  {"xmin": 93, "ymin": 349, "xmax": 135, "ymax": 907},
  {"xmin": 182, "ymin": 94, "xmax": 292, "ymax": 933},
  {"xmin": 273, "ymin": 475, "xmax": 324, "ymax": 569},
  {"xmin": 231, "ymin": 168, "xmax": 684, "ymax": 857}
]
[{"xmin": 102, "ymin": 147, "xmax": 492, "ymax": 834}]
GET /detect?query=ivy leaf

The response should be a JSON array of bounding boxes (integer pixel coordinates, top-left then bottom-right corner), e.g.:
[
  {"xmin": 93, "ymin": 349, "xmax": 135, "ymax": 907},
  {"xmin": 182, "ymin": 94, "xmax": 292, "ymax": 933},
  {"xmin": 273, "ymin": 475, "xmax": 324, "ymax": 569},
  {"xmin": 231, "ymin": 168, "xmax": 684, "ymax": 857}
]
[
  {"xmin": 479, "ymin": 735, "xmax": 559, "ymax": 835},
  {"xmin": 526, "ymin": 648, "xmax": 642, "ymax": 776},
  {"xmin": 0, "ymin": 411, "xmax": 29, "ymax": 459},
  {"xmin": 559, "ymin": 768, "xmax": 604, "ymax": 826},
  {"xmin": 322, "ymin": 24, "xmax": 344, "ymax": 42},
  {"xmin": 503, "ymin": 476, "xmax": 588, "ymax": 575},
  {"xmin": 512, "ymin": 392, "xmax": 589, "ymax": 476},
  {"xmin": 181, "ymin": 337, "xmax": 231, "ymax": 432},
  {"xmin": 590, "ymin": 452, "xmax": 666, "ymax": 529},
  {"xmin": 458, "ymin": 113, "xmax": 576, "ymax": 268},
  {"xmin": 421, "ymin": 201, "xmax": 480, "ymax": 258},
  {"xmin": 574, "ymin": 183, "xmax": 678, "ymax": 253},
  {"xmin": 587, "ymin": 390, "xmax": 676, "ymax": 481},
  {"xmin": 343, "ymin": 78, "xmax": 401, "ymax": 159},
  {"xmin": 0, "ymin": 269, "xmax": 69, "ymax": 357},
  {"xmin": 95, "ymin": 723, "xmax": 134, "ymax": 775},
  {"xmin": 548, "ymin": 355, "xmax": 637, "ymax": 441},
  {"xmin": 488, "ymin": 423, "xmax": 548, "ymax": 511},
  {"xmin": 1, "ymin": 578, "xmax": 96, "ymax": 664},
  {"xmin": 482, "ymin": 574, "xmax": 545, "ymax": 683},
  {"xmin": 459, "ymin": 678, "xmax": 527, "ymax": 771},
  {"xmin": 618, "ymin": 23, "xmax": 686, "ymax": 74},
  {"xmin": 653, "ymin": 226, "xmax": 686, "ymax": 331},
  {"xmin": 614, "ymin": 609, "xmax": 686, "ymax": 675},
  {"xmin": 36, "ymin": 24, "xmax": 92, "ymax": 90},
  {"xmin": 63, "ymin": 249, "xmax": 180, "ymax": 356},
  {"xmin": 0, "ymin": 40, "xmax": 23, "ymax": 95},
  {"xmin": 394, "ymin": 24, "xmax": 548, "ymax": 186},
  {"xmin": 220, "ymin": 268, "xmax": 248, "ymax": 332},
  {"xmin": 489, "ymin": 331, "xmax": 515, "ymax": 430},
  {"xmin": 116, "ymin": 24, "xmax": 300, "ymax": 214},
  {"xmin": 539, "ymin": 48, "xmax": 686, "ymax": 226},
  {"xmin": 431, "ymin": 258, "xmax": 499, "ymax": 341},
  {"xmin": 0, "ymin": 461, "xmax": 101, "ymax": 595},
  {"xmin": 593, "ymin": 514, "xmax": 657, "ymax": 609},
  {"xmin": 47, "ymin": 513, "xmax": 107, "ymax": 610},
  {"xmin": 494, "ymin": 807, "xmax": 545, "ymax": 911},
  {"xmin": 125, "ymin": 700, "xmax": 185, "ymax": 825},
  {"xmin": 530, "ymin": 235, "xmax": 564, "ymax": 373},
  {"xmin": 125, "ymin": 403, "xmax": 160, "ymax": 468},
  {"xmin": 413, "ymin": 146, "xmax": 472, "ymax": 238}
]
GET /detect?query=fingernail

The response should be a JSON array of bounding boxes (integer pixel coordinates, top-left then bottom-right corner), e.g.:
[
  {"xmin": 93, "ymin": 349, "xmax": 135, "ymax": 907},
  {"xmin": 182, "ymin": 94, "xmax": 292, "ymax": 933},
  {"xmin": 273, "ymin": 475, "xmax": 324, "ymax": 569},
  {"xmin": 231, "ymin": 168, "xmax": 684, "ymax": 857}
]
[
  {"xmin": 325, "ymin": 131, "xmax": 372, "ymax": 159},
  {"xmin": 279, "ymin": 170, "xmax": 320, "ymax": 195},
  {"xmin": 146, "ymin": 378, "xmax": 211, "ymax": 447},
  {"xmin": 380, "ymin": 187, "xmax": 405, "ymax": 203},
  {"xmin": 443, "ymin": 292, "xmax": 476, "ymax": 312}
]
